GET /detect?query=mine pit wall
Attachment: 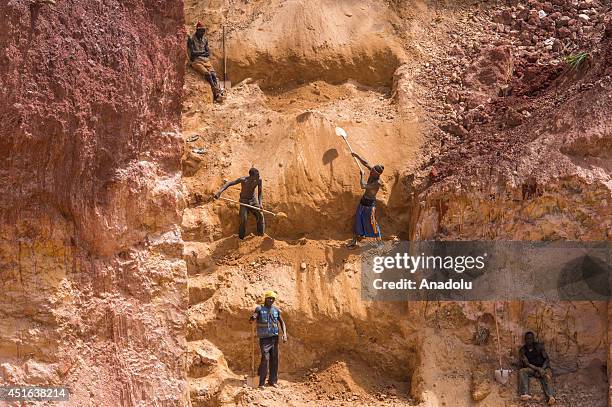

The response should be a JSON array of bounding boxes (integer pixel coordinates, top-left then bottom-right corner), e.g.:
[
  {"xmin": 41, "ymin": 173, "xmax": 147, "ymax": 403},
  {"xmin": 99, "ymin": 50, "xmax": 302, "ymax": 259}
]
[
  {"xmin": 197, "ymin": 112, "xmax": 416, "ymax": 242},
  {"xmin": 224, "ymin": 46, "xmax": 403, "ymax": 92},
  {"xmin": 184, "ymin": 0, "xmax": 407, "ymax": 92},
  {"xmin": 409, "ymin": 174, "xmax": 610, "ymax": 403},
  {"xmin": 0, "ymin": 1, "xmax": 188, "ymax": 406},
  {"xmin": 411, "ymin": 175, "xmax": 610, "ymax": 241}
]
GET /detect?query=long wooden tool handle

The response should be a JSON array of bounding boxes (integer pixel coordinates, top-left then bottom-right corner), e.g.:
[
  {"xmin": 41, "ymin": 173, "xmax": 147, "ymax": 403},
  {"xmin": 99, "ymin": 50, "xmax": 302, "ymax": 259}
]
[
  {"xmin": 494, "ymin": 302, "xmax": 502, "ymax": 369},
  {"xmin": 251, "ymin": 323, "xmax": 255, "ymax": 376},
  {"xmin": 342, "ymin": 137, "xmax": 364, "ymax": 170},
  {"xmin": 223, "ymin": 25, "xmax": 227, "ymax": 84},
  {"xmin": 218, "ymin": 196, "xmax": 277, "ymax": 216},
  {"xmin": 341, "ymin": 136, "xmax": 355, "ymax": 153}
]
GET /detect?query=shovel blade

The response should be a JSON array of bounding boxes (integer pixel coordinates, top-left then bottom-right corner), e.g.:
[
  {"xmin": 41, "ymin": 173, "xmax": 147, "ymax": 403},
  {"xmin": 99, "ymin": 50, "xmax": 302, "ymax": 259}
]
[
  {"xmin": 246, "ymin": 375, "xmax": 259, "ymax": 388},
  {"xmin": 335, "ymin": 127, "xmax": 347, "ymax": 139},
  {"xmin": 495, "ymin": 369, "xmax": 511, "ymax": 385}
]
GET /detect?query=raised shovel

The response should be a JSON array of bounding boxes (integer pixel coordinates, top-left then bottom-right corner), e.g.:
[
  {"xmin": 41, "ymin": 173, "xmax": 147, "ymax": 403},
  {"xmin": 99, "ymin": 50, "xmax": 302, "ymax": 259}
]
[
  {"xmin": 246, "ymin": 323, "xmax": 259, "ymax": 388},
  {"xmin": 335, "ymin": 127, "xmax": 364, "ymax": 171}
]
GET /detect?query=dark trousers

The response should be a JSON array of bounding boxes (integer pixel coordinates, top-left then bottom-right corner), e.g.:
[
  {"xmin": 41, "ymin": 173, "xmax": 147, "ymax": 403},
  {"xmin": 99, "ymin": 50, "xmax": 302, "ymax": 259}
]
[
  {"xmin": 206, "ymin": 73, "xmax": 219, "ymax": 96},
  {"xmin": 519, "ymin": 367, "xmax": 555, "ymax": 399},
  {"xmin": 258, "ymin": 336, "xmax": 279, "ymax": 386},
  {"xmin": 239, "ymin": 203, "xmax": 265, "ymax": 239}
]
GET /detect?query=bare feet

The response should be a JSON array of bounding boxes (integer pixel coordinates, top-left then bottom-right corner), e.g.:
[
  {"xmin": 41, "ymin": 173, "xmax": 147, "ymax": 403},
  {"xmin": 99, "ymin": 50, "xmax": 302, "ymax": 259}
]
[
  {"xmin": 520, "ymin": 394, "xmax": 532, "ymax": 401},
  {"xmin": 548, "ymin": 396, "xmax": 556, "ymax": 405}
]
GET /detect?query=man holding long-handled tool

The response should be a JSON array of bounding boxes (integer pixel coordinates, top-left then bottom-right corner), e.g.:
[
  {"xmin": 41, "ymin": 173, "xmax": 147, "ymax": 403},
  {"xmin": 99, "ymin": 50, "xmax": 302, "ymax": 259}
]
[
  {"xmin": 348, "ymin": 153, "xmax": 384, "ymax": 248},
  {"xmin": 335, "ymin": 127, "xmax": 384, "ymax": 249},
  {"xmin": 249, "ymin": 290, "xmax": 287, "ymax": 388},
  {"xmin": 214, "ymin": 167, "xmax": 265, "ymax": 239}
]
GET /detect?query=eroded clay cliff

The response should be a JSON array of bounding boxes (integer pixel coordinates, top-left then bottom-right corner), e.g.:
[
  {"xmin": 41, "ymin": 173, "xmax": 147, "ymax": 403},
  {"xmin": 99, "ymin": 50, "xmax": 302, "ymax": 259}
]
[{"xmin": 0, "ymin": 1, "xmax": 188, "ymax": 405}]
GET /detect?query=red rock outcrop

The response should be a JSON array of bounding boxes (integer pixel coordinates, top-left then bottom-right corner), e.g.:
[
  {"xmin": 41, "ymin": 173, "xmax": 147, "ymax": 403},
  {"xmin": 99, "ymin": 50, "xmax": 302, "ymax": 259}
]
[{"xmin": 0, "ymin": 1, "xmax": 188, "ymax": 405}]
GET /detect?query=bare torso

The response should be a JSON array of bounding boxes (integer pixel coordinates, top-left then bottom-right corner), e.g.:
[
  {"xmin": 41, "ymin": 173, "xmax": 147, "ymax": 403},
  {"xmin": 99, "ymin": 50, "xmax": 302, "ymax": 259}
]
[
  {"xmin": 239, "ymin": 177, "xmax": 260, "ymax": 202},
  {"xmin": 362, "ymin": 177, "xmax": 381, "ymax": 200}
]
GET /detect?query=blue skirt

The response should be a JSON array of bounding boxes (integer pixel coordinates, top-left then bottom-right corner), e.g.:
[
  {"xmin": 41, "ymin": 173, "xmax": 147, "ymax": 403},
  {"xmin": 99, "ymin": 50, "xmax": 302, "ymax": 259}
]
[{"xmin": 354, "ymin": 204, "xmax": 381, "ymax": 238}]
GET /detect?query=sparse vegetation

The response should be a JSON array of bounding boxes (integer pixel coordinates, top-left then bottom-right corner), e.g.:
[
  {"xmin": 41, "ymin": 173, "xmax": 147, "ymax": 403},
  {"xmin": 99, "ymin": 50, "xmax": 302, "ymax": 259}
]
[{"xmin": 565, "ymin": 52, "xmax": 589, "ymax": 70}]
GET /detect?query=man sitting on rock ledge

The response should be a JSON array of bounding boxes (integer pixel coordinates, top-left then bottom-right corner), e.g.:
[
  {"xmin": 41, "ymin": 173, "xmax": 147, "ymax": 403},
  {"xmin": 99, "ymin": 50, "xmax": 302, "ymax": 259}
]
[
  {"xmin": 519, "ymin": 331, "xmax": 556, "ymax": 405},
  {"xmin": 187, "ymin": 21, "xmax": 223, "ymax": 103}
]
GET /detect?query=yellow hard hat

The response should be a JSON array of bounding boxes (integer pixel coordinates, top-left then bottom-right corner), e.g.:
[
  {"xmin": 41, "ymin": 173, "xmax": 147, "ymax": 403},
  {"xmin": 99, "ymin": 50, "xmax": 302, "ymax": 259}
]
[{"xmin": 263, "ymin": 290, "xmax": 278, "ymax": 300}]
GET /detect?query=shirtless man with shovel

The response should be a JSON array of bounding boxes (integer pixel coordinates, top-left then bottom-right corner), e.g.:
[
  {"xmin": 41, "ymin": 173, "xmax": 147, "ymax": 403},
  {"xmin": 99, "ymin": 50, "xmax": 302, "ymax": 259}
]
[
  {"xmin": 214, "ymin": 167, "xmax": 265, "ymax": 239},
  {"xmin": 334, "ymin": 127, "xmax": 384, "ymax": 249},
  {"xmin": 347, "ymin": 153, "xmax": 384, "ymax": 248}
]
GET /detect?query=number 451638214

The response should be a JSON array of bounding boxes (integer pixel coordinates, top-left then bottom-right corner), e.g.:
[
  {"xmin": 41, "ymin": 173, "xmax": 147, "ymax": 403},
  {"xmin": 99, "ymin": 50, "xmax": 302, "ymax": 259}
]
[{"xmin": 0, "ymin": 386, "xmax": 70, "ymax": 401}]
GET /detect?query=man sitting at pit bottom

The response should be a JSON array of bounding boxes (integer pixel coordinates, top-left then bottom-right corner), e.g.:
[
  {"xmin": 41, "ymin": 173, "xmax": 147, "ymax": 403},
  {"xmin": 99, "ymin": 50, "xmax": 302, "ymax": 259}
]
[{"xmin": 519, "ymin": 331, "xmax": 556, "ymax": 405}]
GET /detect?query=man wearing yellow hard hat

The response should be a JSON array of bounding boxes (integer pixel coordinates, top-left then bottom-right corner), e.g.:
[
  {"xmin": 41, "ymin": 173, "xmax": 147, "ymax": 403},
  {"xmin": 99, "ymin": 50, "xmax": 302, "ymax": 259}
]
[{"xmin": 249, "ymin": 290, "xmax": 288, "ymax": 388}]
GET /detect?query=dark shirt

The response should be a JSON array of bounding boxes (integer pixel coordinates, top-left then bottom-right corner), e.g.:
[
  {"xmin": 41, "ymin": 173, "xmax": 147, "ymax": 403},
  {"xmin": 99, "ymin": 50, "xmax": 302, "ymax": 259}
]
[
  {"xmin": 187, "ymin": 33, "xmax": 210, "ymax": 61},
  {"xmin": 521, "ymin": 343, "xmax": 546, "ymax": 368}
]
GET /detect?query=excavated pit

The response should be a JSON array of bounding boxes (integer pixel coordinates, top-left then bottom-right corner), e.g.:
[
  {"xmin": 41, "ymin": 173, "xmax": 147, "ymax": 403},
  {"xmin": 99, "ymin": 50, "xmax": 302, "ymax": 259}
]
[
  {"xmin": 184, "ymin": 237, "xmax": 420, "ymax": 406},
  {"xmin": 0, "ymin": 0, "xmax": 609, "ymax": 406},
  {"xmin": 180, "ymin": 0, "xmax": 611, "ymax": 406},
  {"xmin": 180, "ymin": 22, "xmax": 424, "ymax": 398}
]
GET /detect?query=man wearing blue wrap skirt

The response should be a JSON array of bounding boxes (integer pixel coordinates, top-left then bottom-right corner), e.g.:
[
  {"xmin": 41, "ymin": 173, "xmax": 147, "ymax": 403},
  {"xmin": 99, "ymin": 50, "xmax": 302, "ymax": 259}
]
[{"xmin": 347, "ymin": 152, "xmax": 384, "ymax": 248}]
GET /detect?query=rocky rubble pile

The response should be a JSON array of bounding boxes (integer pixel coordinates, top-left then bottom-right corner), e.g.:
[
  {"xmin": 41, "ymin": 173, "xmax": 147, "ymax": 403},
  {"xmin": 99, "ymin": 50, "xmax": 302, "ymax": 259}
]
[
  {"xmin": 416, "ymin": 0, "xmax": 609, "ymax": 144},
  {"xmin": 408, "ymin": 0, "xmax": 611, "ymax": 190},
  {"xmin": 493, "ymin": 0, "xmax": 606, "ymax": 53},
  {"xmin": 300, "ymin": 363, "xmax": 412, "ymax": 406}
]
